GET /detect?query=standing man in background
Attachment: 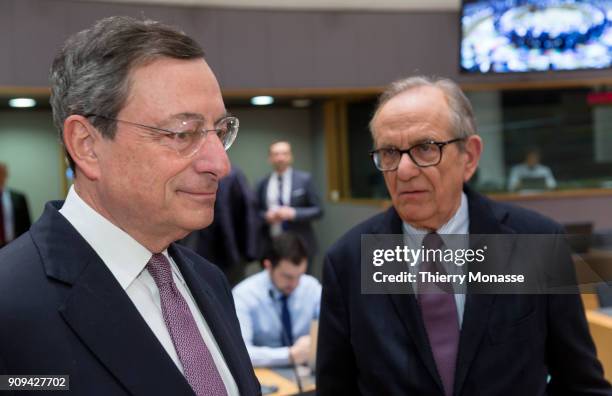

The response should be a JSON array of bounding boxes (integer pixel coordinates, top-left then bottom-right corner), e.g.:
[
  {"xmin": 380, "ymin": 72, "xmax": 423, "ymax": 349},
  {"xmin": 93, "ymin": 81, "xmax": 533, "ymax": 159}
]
[
  {"xmin": 0, "ymin": 162, "xmax": 31, "ymax": 248},
  {"xmin": 255, "ymin": 141, "xmax": 323, "ymax": 261},
  {"xmin": 0, "ymin": 16, "xmax": 260, "ymax": 395},
  {"xmin": 233, "ymin": 232, "xmax": 321, "ymax": 367},
  {"xmin": 317, "ymin": 76, "xmax": 610, "ymax": 395}
]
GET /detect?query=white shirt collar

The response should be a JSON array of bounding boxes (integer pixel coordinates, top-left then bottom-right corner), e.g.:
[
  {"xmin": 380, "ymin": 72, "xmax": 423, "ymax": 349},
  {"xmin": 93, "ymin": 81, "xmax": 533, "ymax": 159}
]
[
  {"xmin": 59, "ymin": 185, "xmax": 173, "ymax": 290},
  {"xmin": 272, "ymin": 167, "xmax": 292, "ymax": 180}
]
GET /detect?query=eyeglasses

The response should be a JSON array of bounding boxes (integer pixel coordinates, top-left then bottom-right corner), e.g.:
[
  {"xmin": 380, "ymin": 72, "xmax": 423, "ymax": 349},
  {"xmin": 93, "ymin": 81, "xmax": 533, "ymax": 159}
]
[
  {"xmin": 369, "ymin": 138, "xmax": 464, "ymax": 171},
  {"xmin": 86, "ymin": 113, "xmax": 239, "ymax": 157}
]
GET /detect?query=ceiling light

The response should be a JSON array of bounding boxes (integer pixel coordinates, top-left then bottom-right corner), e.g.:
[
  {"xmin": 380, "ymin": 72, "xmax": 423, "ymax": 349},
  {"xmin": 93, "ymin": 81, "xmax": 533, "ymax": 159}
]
[
  {"xmin": 250, "ymin": 96, "xmax": 274, "ymax": 106},
  {"xmin": 9, "ymin": 98, "xmax": 37, "ymax": 108}
]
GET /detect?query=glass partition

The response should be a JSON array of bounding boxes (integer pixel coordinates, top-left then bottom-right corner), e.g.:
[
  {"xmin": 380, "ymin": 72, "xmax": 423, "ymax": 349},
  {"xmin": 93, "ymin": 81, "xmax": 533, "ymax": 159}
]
[{"xmin": 332, "ymin": 86, "xmax": 612, "ymax": 201}]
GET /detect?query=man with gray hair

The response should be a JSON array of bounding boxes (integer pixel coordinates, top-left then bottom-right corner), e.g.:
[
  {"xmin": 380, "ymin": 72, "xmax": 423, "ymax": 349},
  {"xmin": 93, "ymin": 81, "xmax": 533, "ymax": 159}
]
[
  {"xmin": 0, "ymin": 16, "xmax": 260, "ymax": 395},
  {"xmin": 317, "ymin": 76, "xmax": 610, "ymax": 395}
]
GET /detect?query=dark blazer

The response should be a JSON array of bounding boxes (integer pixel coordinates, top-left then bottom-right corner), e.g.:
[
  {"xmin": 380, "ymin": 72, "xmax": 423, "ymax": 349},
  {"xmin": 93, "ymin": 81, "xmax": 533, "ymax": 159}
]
[
  {"xmin": 181, "ymin": 167, "xmax": 262, "ymax": 279},
  {"xmin": 317, "ymin": 186, "xmax": 611, "ymax": 396},
  {"xmin": 11, "ymin": 190, "xmax": 31, "ymax": 238},
  {"xmin": 1, "ymin": 190, "xmax": 31, "ymax": 246},
  {"xmin": 0, "ymin": 201, "xmax": 261, "ymax": 396},
  {"xmin": 255, "ymin": 169, "xmax": 323, "ymax": 257}
]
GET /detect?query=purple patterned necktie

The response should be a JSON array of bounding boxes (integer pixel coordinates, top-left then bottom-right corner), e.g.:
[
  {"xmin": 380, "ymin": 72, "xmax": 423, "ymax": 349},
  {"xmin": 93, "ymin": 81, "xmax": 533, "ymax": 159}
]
[
  {"xmin": 147, "ymin": 253, "xmax": 228, "ymax": 396},
  {"xmin": 417, "ymin": 232, "xmax": 459, "ymax": 396}
]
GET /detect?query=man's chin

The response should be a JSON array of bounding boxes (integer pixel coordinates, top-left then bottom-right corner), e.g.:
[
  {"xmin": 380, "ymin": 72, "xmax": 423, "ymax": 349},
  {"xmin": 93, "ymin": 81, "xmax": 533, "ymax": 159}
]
[
  {"xmin": 178, "ymin": 212, "xmax": 213, "ymax": 232},
  {"xmin": 396, "ymin": 205, "xmax": 434, "ymax": 228}
]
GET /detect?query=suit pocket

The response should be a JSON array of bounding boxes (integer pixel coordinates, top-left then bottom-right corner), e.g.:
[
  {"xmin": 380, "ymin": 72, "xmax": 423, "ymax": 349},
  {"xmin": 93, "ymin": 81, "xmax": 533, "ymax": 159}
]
[
  {"xmin": 291, "ymin": 189, "xmax": 307, "ymax": 206},
  {"xmin": 292, "ymin": 188, "xmax": 305, "ymax": 197},
  {"xmin": 488, "ymin": 310, "xmax": 536, "ymax": 345}
]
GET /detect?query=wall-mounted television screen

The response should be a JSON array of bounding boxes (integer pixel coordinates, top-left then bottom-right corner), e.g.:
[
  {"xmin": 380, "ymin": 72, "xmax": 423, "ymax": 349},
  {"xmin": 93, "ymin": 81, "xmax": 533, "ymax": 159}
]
[{"xmin": 461, "ymin": 0, "xmax": 612, "ymax": 73}]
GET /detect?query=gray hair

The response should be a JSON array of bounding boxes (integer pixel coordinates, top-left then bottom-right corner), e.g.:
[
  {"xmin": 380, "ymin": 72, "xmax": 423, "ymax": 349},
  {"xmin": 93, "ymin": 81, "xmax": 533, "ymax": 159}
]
[
  {"xmin": 369, "ymin": 76, "xmax": 477, "ymax": 142},
  {"xmin": 49, "ymin": 16, "xmax": 206, "ymax": 169}
]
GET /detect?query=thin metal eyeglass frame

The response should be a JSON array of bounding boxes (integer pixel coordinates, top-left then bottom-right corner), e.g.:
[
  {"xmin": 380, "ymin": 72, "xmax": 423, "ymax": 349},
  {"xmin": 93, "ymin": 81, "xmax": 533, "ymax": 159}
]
[
  {"xmin": 84, "ymin": 113, "xmax": 239, "ymax": 154},
  {"xmin": 369, "ymin": 138, "xmax": 465, "ymax": 170}
]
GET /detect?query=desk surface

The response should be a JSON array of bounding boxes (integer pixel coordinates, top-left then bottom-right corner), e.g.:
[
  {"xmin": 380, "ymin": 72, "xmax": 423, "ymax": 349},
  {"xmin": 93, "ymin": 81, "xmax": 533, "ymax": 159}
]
[
  {"xmin": 586, "ymin": 309, "xmax": 612, "ymax": 383},
  {"xmin": 255, "ymin": 367, "xmax": 315, "ymax": 396}
]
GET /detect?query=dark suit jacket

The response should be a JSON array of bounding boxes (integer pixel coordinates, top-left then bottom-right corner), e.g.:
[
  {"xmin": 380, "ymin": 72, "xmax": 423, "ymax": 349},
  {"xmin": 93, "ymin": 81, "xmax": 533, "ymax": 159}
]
[
  {"xmin": 317, "ymin": 186, "xmax": 611, "ymax": 396},
  {"xmin": 0, "ymin": 201, "xmax": 261, "ymax": 396},
  {"xmin": 181, "ymin": 167, "xmax": 262, "ymax": 279},
  {"xmin": 1, "ymin": 190, "xmax": 31, "ymax": 246},
  {"xmin": 255, "ymin": 169, "xmax": 323, "ymax": 257}
]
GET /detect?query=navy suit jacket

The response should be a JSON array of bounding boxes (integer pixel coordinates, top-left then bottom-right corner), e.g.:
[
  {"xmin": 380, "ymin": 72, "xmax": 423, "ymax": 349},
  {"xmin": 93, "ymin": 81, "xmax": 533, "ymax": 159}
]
[
  {"xmin": 317, "ymin": 187, "xmax": 611, "ymax": 396},
  {"xmin": 255, "ymin": 169, "xmax": 323, "ymax": 257},
  {"xmin": 182, "ymin": 167, "xmax": 262, "ymax": 272},
  {"xmin": 0, "ymin": 201, "xmax": 261, "ymax": 396},
  {"xmin": 0, "ymin": 190, "xmax": 31, "ymax": 248}
]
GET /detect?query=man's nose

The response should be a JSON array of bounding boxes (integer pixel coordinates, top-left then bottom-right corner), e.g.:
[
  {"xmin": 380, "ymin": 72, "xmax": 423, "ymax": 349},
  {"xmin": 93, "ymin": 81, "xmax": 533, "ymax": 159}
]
[
  {"xmin": 396, "ymin": 152, "xmax": 420, "ymax": 180},
  {"xmin": 193, "ymin": 134, "xmax": 230, "ymax": 179}
]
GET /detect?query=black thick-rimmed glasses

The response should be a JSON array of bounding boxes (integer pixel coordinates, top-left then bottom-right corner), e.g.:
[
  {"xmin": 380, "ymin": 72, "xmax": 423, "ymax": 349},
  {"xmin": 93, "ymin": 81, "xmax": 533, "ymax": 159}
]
[
  {"xmin": 369, "ymin": 138, "xmax": 465, "ymax": 171},
  {"xmin": 85, "ymin": 113, "xmax": 239, "ymax": 157}
]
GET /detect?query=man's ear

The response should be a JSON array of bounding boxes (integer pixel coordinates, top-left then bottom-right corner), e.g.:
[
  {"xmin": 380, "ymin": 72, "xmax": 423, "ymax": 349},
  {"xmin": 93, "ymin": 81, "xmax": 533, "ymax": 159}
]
[
  {"xmin": 462, "ymin": 135, "xmax": 483, "ymax": 182},
  {"xmin": 62, "ymin": 115, "xmax": 102, "ymax": 181},
  {"xmin": 263, "ymin": 259, "xmax": 272, "ymax": 271}
]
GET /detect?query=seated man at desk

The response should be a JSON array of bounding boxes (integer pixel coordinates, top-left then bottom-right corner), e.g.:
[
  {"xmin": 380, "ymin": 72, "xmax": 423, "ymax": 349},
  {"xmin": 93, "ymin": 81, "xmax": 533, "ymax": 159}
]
[
  {"xmin": 233, "ymin": 232, "xmax": 321, "ymax": 367},
  {"xmin": 508, "ymin": 147, "xmax": 557, "ymax": 191}
]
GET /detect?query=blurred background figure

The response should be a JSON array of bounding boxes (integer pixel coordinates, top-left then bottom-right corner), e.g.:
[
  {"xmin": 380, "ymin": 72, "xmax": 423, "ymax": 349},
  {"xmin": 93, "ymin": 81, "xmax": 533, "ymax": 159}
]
[
  {"xmin": 233, "ymin": 232, "xmax": 321, "ymax": 367},
  {"xmin": 0, "ymin": 162, "xmax": 31, "ymax": 248},
  {"xmin": 508, "ymin": 146, "xmax": 557, "ymax": 191},
  {"xmin": 180, "ymin": 166, "xmax": 261, "ymax": 286},
  {"xmin": 255, "ymin": 141, "xmax": 323, "ymax": 263}
]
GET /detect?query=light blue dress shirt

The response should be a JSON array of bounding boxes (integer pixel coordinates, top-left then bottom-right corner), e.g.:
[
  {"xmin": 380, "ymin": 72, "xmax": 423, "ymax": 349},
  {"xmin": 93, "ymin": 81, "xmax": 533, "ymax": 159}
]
[
  {"xmin": 402, "ymin": 192, "xmax": 469, "ymax": 328},
  {"xmin": 232, "ymin": 270, "xmax": 321, "ymax": 367}
]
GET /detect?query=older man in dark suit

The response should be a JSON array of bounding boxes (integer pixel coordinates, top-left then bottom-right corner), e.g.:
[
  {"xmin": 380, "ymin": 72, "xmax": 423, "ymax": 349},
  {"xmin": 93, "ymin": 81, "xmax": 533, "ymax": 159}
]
[
  {"xmin": 0, "ymin": 162, "xmax": 31, "ymax": 248},
  {"xmin": 316, "ymin": 76, "xmax": 611, "ymax": 395},
  {"xmin": 255, "ymin": 141, "xmax": 323, "ymax": 259},
  {"xmin": 0, "ymin": 16, "xmax": 260, "ymax": 395}
]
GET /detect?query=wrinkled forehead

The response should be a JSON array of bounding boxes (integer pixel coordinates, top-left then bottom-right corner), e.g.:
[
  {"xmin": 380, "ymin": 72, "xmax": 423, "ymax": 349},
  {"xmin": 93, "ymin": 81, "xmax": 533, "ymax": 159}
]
[
  {"xmin": 120, "ymin": 57, "xmax": 226, "ymax": 123},
  {"xmin": 372, "ymin": 105, "xmax": 453, "ymax": 147}
]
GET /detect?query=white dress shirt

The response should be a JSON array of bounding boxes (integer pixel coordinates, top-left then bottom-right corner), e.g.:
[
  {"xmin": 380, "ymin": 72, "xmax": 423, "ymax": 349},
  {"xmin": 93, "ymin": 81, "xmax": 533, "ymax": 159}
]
[
  {"xmin": 266, "ymin": 167, "xmax": 293, "ymax": 236},
  {"xmin": 402, "ymin": 192, "xmax": 469, "ymax": 328},
  {"xmin": 59, "ymin": 186, "xmax": 239, "ymax": 396}
]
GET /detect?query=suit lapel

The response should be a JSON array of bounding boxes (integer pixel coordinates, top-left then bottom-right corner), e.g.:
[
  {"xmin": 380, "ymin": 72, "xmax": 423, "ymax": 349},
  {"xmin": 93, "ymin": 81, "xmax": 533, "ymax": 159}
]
[
  {"xmin": 170, "ymin": 245, "xmax": 255, "ymax": 395},
  {"xmin": 388, "ymin": 293, "xmax": 446, "ymax": 392},
  {"xmin": 288, "ymin": 170, "xmax": 297, "ymax": 206},
  {"xmin": 453, "ymin": 187, "xmax": 514, "ymax": 396},
  {"xmin": 379, "ymin": 208, "xmax": 446, "ymax": 393},
  {"xmin": 32, "ymin": 202, "xmax": 193, "ymax": 396},
  {"xmin": 259, "ymin": 176, "xmax": 270, "ymax": 209}
]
